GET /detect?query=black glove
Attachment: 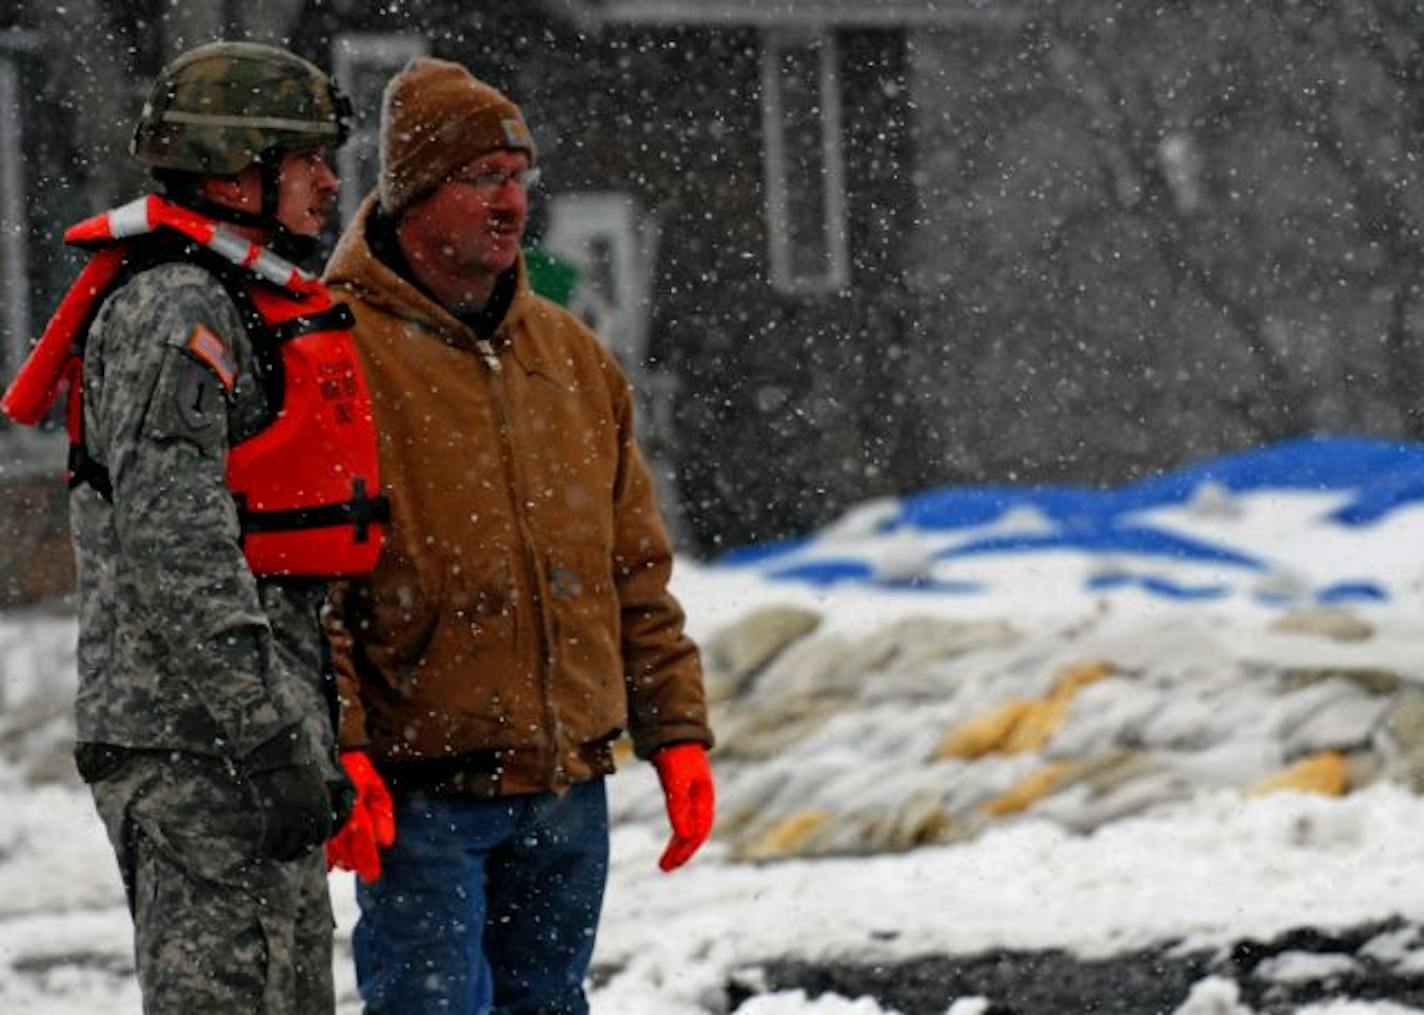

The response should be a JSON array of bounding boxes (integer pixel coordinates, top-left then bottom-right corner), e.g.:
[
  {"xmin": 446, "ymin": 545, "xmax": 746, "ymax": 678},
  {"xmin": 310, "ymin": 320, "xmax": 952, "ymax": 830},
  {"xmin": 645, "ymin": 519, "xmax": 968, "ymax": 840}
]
[
  {"xmin": 326, "ymin": 766, "xmax": 358, "ymax": 833},
  {"xmin": 243, "ymin": 728, "xmax": 335, "ymax": 862}
]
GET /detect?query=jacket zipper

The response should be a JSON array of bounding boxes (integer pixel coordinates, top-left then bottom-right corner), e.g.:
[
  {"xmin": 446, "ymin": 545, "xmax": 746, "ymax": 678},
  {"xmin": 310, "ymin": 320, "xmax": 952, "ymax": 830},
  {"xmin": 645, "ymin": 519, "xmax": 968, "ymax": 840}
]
[{"xmin": 477, "ymin": 335, "xmax": 563, "ymax": 788}]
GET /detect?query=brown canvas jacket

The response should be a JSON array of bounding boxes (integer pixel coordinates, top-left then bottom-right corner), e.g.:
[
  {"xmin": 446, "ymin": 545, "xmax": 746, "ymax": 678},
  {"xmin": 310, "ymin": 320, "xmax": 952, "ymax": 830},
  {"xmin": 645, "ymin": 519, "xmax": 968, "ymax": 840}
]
[{"xmin": 323, "ymin": 195, "xmax": 712, "ymax": 795}]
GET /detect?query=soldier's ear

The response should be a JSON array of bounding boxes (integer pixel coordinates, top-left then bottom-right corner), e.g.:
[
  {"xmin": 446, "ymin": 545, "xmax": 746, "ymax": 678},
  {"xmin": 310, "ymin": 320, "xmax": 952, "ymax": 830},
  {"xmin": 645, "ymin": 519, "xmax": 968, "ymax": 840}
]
[{"xmin": 198, "ymin": 167, "xmax": 261, "ymax": 212}]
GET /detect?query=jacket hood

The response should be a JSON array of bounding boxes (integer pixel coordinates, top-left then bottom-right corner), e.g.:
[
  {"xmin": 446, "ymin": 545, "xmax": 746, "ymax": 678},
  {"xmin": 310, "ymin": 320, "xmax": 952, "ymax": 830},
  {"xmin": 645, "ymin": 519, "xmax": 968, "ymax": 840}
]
[{"xmin": 323, "ymin": 191, "xmax": 535, "ymax": 352}]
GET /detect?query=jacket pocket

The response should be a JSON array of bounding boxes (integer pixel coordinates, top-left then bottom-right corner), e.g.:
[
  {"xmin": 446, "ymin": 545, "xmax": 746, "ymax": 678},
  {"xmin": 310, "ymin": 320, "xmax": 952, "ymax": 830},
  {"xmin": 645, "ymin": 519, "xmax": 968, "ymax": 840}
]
[
  {"xmin": 400, "ymin": 553, "xmax": 515, "ymax": 706},
  {"xmin": 364, "ymin": 566, "xmax": 444, "ymax": 693},
  {"xmin": 545, "ymin": 545, "xmax": 625, "ymax": 742},
  {"xmin": 126, "ymin": 753, "xmax": 267, "ymax": 884},
  {"xmin": 446, "ymin": 552, "xmax": 515, "ymax": 638}
]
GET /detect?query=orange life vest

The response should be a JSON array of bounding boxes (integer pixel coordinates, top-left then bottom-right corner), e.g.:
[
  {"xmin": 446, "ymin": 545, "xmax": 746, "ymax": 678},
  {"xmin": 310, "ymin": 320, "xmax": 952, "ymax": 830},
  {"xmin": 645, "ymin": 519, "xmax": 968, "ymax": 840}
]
[{"xmin": 1, "ymin": 194, "xmax": 387, "ymax": 578}]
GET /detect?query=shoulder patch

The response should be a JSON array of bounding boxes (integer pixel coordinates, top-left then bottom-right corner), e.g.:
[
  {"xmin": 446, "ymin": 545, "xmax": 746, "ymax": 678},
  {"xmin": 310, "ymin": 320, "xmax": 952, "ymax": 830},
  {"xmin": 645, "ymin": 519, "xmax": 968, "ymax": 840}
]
[{"xmin": 184, "ymin": 324, "xmax": 237, "ymax": 391}]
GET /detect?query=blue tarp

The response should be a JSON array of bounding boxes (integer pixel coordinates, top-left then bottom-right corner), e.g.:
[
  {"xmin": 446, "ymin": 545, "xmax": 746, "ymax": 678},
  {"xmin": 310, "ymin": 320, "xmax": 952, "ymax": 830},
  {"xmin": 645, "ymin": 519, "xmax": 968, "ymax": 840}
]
[
  {"xmin": 719, "ymin": 436, "xmax": 1424, "ymax": 603},
  {"xmin": 889, "ymin": 435, "xmax": 1424, "ymax": 537}
]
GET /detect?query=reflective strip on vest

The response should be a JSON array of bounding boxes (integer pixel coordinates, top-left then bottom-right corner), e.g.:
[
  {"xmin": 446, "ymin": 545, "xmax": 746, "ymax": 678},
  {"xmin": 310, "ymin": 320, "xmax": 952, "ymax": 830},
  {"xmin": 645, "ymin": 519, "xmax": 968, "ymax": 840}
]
[
  {"xmin": 107, "ymin": 197, "xmax": 153, "ymax": 239},
  {"xmin": 65, "ymin": 193, "xmax": 318, "ymax": 293}
]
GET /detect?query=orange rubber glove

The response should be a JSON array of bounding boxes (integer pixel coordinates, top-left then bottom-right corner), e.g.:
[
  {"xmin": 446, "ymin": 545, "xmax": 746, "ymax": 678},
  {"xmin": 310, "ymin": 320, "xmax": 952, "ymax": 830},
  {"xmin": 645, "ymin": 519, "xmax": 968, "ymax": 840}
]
[
  {"xmin": 325, "ymin": 751, "xmax": 396, "ymax": 883},
  {"xmin": 653, "ymin": 742, "xmax": 715, "ymax": 872}
]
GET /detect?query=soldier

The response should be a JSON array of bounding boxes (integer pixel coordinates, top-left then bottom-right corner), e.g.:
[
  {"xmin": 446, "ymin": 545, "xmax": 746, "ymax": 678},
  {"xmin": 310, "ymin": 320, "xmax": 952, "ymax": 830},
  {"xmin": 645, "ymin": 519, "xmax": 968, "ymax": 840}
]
[{"xmin": 1, "ymin": 42, "xmax": 386, "ymax": 1013}]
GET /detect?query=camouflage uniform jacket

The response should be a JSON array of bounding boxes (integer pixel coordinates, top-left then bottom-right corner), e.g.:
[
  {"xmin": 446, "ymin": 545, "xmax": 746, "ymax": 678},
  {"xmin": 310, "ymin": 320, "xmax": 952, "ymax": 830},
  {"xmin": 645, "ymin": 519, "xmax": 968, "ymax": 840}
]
[{"xmin": 70, "ymin": 252, "xmax": 336, "ymax": 772}]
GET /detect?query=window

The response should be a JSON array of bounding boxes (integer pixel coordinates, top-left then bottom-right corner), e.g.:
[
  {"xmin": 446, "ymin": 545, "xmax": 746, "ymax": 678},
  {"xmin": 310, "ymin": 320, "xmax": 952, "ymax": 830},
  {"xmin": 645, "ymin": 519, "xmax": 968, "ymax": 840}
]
[
  {"xmin": 0, "ymin": 45, "xmax": 29, "ymax": 383},
  {"xmin": 0, "ymin": 30, "xmax": 62, "ymax": 466},
  {"xmin": 544, "ymin": 192, "xmax": 661, "ymax": 374},
  {"xmin": 544, "ymin": 191, "xmax": 682, "ymax": 532},
  {"xmin": 761, "ymin": 29, "xmax": 848, "ymax": 294},
  {"xmin": 331, "ymin": 34, "xmax": 428, "ymax": 224}
]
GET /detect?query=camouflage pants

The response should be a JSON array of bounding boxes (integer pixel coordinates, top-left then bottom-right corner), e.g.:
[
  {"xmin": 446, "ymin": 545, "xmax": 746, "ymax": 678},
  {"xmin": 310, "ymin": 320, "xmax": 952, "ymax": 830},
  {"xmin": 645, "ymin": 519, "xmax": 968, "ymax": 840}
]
[{"xmin": 89, "ymin": 750, "xmax": 334, "ymax": 1014}]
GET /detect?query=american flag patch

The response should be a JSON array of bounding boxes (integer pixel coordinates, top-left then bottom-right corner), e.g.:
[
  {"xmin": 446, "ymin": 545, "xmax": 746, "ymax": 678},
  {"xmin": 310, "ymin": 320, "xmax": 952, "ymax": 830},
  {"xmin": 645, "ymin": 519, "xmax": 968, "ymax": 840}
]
[{"xmin": 185, "ymin": 324, "xmax": 237, "ymax": 391}]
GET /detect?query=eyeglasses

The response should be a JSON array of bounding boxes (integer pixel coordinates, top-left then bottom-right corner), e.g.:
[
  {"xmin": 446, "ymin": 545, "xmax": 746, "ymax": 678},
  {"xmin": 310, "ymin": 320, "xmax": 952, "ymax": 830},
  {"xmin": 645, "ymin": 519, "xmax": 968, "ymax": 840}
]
[{"xmin": 447, "ymin": 166, "xmax": 542, "ymax": 195}]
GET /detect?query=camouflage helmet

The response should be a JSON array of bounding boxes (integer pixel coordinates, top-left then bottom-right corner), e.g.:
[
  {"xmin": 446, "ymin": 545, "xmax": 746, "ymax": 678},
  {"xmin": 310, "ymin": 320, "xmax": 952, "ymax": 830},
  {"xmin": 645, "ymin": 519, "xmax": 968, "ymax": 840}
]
[{"xmin": 132, "ymin": 41, "xmax": 351, "ymax": 175}]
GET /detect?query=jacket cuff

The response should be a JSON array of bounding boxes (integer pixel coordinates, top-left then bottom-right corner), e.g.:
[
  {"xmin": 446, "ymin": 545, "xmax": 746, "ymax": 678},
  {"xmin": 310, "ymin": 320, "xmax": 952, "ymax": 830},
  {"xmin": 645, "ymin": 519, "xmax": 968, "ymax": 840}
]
[
  {"xmin": 241, "ymin": 722, "xmax": 310, "ymax": 772},
  {"xmin": 632, "ymin": 722, "xmax": 714, "ymax": 761},
  {"xmin": 337, "ymin": 718, "xmax": 371, "ymax": 753}
]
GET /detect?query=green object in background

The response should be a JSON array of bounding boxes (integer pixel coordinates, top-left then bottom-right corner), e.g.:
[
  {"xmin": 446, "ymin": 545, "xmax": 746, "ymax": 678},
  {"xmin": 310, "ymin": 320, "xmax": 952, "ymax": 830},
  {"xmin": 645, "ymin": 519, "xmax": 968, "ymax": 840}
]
[{"xmin": 525, "ymin": 248, "xmax": 580, "ymax": 307}]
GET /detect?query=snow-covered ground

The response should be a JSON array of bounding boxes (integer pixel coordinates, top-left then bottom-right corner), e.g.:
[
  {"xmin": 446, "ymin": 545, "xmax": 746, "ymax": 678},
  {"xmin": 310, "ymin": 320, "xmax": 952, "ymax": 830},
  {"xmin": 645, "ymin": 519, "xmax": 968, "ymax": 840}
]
[{"xmin": 4, "ymin": 437, "xmax": 1424, "ymax": 1013}]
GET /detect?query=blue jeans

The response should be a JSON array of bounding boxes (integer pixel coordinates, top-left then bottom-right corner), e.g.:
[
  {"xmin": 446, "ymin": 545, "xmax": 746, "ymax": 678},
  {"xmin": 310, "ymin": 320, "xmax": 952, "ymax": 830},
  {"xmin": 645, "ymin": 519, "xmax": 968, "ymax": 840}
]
[{"xmin": 352, "ymin": 779, "xmax": 610, "ymax": 1015}]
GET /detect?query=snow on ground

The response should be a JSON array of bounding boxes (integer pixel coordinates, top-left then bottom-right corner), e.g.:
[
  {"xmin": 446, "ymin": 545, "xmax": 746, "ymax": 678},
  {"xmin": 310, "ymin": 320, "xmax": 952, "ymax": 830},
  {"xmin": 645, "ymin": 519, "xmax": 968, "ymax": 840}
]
[
  {"xmin": 591, "ymin": 782, "xmax": 1424, "ymax": 1011},
  {"xmin": 4, "ymin": 437, "xmax": 1424, "ymax": 1012}
]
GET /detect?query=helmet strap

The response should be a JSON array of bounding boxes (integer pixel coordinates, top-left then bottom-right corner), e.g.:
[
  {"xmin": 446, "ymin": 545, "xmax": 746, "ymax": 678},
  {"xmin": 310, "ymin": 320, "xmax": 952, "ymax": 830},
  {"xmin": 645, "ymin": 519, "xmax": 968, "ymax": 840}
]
[
  {"xmin": 253, "ymin": 150, "xmax": 326, "ymax": 266},
  {"xmin": 171, "ymin": 187, "xmax": 324, "ymax": 265},
  {"xmin": 155, "ymin": 157, "xmax": 323, "ymax": 267},
  {"xmin": 258, "ymin": 154, "xmax": 282, "ymax": 220},
  {"xmin": 266, "ymin": 225, "xmax": 323, "ymax": 266}
]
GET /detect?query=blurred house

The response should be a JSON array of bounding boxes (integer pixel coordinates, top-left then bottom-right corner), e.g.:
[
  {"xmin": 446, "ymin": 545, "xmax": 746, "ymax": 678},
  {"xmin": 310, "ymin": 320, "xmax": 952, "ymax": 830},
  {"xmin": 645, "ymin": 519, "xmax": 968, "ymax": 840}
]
[{"xmin": 4, "ymin": 0, "xmax": 1422, "ymax": 605}]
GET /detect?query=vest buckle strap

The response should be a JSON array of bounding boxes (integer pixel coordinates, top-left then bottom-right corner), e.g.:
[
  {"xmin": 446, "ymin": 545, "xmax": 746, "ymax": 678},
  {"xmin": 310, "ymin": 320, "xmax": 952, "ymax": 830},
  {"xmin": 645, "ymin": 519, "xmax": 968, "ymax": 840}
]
[{"xmin": 237, "ymin": 479, "xmax": 391, "ymax": 542}]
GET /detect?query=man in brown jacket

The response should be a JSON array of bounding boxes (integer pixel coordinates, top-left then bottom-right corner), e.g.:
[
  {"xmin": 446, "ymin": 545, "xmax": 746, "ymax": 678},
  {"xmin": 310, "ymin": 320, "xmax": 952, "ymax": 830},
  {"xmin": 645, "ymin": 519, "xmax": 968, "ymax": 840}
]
[{"xmin": 321, "ymin": 56, "xmax": 715, "ymax": 1014}]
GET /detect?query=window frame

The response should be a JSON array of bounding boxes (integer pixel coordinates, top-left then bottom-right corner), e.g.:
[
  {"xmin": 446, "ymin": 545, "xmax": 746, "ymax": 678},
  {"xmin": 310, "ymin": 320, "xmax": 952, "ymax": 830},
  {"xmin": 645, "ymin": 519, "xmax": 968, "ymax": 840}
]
[
  {"xmin": 545, "ymin": 191, "xmax": 661, "ymax": 371},
  {"xmin": 0, "ymin": 38, "xmax": 32, "ymax": 381},
  {"xmin": 0, "ymin": 30, "xmax": 66, "ymax": 468},
  {"xmin": 760, "ymin": 27, "xmax": 849, "ymax": 295}
]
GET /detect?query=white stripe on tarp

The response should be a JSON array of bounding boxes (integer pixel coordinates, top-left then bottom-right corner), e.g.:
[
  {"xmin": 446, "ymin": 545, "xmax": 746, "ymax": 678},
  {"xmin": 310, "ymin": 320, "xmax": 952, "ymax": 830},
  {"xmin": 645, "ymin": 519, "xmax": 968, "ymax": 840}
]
[{"xmin": 107, "ymin": 197, "xmax": 152, "ymax": 238}]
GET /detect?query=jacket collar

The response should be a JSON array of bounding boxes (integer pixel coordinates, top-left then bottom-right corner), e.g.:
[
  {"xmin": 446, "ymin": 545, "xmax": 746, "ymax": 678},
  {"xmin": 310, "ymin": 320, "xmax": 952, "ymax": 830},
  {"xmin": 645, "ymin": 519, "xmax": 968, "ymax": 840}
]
[{"xmin": 324, "ymin": 192, "xmax": 536, "ymax": 355}]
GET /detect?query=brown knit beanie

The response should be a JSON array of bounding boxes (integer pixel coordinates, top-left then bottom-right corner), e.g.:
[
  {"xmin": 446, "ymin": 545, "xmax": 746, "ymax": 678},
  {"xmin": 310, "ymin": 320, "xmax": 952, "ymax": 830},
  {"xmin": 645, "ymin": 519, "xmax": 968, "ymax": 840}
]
[{"xmin": 379, "ymin": 56, "xmax": 535, "ymax": 214}]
